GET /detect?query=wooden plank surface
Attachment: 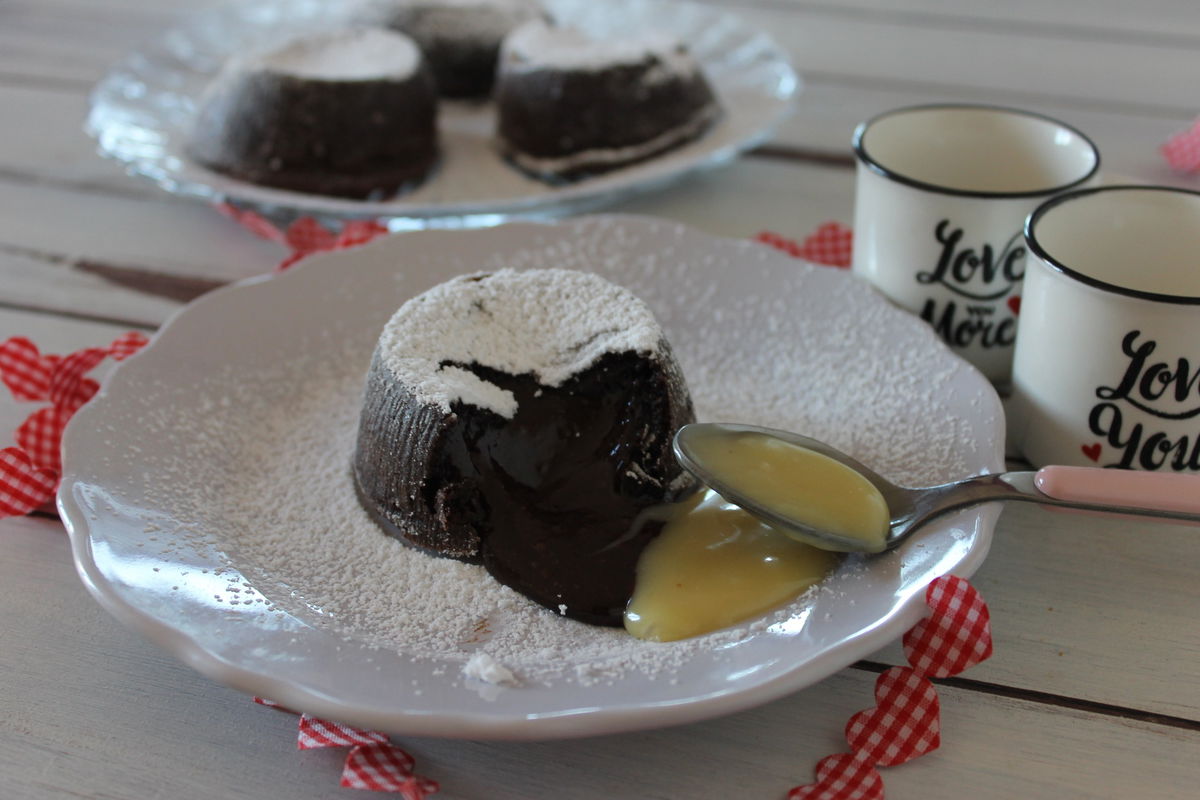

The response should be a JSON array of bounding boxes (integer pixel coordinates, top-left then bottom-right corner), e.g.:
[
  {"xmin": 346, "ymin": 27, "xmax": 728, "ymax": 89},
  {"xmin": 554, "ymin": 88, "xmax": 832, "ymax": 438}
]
[
  {"xmin": 1, "ymin": 516, "xmax": 1196, "ymax": 800},
  {"xmin": 737, "ymin": 0, "xmax": 1200, "ymax": 37},
  {"xmin": 3, "ymin": 0, "xmax": 1200, "ymax": 797}
]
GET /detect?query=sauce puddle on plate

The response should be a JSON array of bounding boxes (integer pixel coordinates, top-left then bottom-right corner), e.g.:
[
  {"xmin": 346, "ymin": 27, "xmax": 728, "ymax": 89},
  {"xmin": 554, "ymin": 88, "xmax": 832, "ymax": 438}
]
[
  {"xmin": 624, "ymin": 490, "xmax": 838, "ymax": 642},
  {"xmin": 625, "ymin": 429, "xmax": 890, "ymax": 642}
]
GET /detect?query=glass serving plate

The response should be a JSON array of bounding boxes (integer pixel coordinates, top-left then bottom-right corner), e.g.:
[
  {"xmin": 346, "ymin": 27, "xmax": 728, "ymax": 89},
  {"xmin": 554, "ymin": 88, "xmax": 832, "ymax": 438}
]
[{"xmin": 85, "ymin": 0, "xmax": 799, "ymax": 229}]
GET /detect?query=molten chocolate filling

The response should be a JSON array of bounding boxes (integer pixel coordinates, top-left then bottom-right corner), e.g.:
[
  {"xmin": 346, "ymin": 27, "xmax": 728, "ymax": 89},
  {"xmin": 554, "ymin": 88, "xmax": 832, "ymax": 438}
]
[{"xmin": 355, "ymin": 350, "xmax": 695, "ymax": 625}]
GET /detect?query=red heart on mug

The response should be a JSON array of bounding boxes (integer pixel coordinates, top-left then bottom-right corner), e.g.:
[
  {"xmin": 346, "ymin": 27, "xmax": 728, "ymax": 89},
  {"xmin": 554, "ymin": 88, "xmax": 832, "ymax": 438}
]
[
  {"xmin": 1007, "ymin": 295, "xmax": 1021, "ymax": 315},
  {"xmin": 1081, "ymin": 443, "xmax": 1102, "ymax": 462},
  {"xmin": 788, "ymin": 753, "xmax": 883, "ymax": 800},
  {"xmin": 845, "ymin": 667, "xmax": 940, "ymax": 766}
]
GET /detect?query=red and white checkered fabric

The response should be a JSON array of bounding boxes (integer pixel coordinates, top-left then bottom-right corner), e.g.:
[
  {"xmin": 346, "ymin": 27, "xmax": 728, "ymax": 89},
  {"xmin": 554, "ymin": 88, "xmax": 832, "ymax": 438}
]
[
  {"xmin": 0, "ymin": 333, "xmax": 150, "ymax": 520},
  {"xmin": 0, "ymin": 446, "xmax": 57, "ymax": 516},
  {"xmin": 251, "ymin": 699, "xmax": 435, "ymax": 795},
  {"xmin": 216, "ymin": 203, "xmax": 287, "ymax": 242},
  {"xmin": 253, "ymin": 696, "xmax": 291, "ymax": 711},
  {"xmin": 277, "ymin": 218, "xmax": 390, "ymax": 271},
  {"xmin": 790, "ymin": 575, "xmax": 992, "ymax": 796},
  {"xmin": 298, "ymin": 714, "xmax": 390, "ymax": 750},
  {"xmin": 845, "ymin": 667, "xmax": 940, "ymax": 766},
  {"xmin": 903, "ymin": 575, "xmax": 993, "ymax": 678},
  {"xmin": 217, "ymin": 205, "xmax": 391, "ymax": 272},
  {"xmin": 1162, "ymin": 118, "xmax": 1200, "ymax": 173},
  {"xmin": 49, "ymin": 347, "xmax": 106, "ymax": 413},
  {"xmin": 339, "ymin": 220, "xmax": 392, "ymax": 250},
  {"xmin": 755, "ymin": 222, "xmax": 853, "ymax": 268},
  {"xmin": 15, "ymin": 405, "xmax": 71, "ymax": 471},
  {"xmin": 0, "ymin": 337, "xmax": 56, "ymax": 402},
  {"xmin": 283, "ymin": 217, "xmax": 338, "ymax": 257},
  {"xmin": 787, "ymin": 753, "xmax": 883, "ymax": 800},
  {"xmin": 109, "ymin": 332, "xmax": 150, "ymax": 362},
  {"xmin": 342, "ymin": 744, "xmax": 440, "ymax": 798}
]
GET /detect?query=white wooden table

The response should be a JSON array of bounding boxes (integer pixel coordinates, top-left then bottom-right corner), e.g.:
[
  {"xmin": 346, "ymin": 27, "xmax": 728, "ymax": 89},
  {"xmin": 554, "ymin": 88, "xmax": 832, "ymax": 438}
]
[{"xmin": 2, "ymin": 1, "xmax": 1198, "ymax": 798}]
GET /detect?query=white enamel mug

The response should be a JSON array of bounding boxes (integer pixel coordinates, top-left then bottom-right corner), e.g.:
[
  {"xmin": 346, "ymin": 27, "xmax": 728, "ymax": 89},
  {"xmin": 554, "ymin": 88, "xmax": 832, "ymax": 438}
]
[
  {"xmin": 852, "ymin": 104, "xmax": 1100, "ymax": 386},
  {"xmin": 1010, "ymin": 185, "xmax": 1200, "ymax": 471}
]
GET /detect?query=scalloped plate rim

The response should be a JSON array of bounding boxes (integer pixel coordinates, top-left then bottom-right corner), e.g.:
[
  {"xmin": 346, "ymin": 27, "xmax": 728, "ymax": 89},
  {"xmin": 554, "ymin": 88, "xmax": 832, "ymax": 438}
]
[
  {"xmin": 84, "ymin": 0, "xmax": 799, "ymax": 226},
  {"xmin": 58, "ymin": 216, "xmax": 1004, "ymax": 740}
]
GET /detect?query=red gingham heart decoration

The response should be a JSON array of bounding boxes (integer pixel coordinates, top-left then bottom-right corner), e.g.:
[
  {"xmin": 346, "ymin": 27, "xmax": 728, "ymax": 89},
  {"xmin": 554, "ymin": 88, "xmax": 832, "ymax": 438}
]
[
  {"xmin": 298, "ymin": 714, "xmax": 390, "ymax": 750},
  {"xmin": 342, "ymin": 744, "xmax": 440, "ymax": 798},
  {"xmin": 788, "ymin": 753, "xmax": 883, "ymax": 800},
  {"xmin": 903, "ymin": 575, "xmax": 993, "ymax": 679},
  {"xmin": 755, "ymin": 230, "xmax": 807, "ymax": 259},
  {"xmin": 845, "ymin": 667, "xmax": 940, "ymax": 766},
  {"xmin": 15, "ymin": 406, "xmax": 71, "ymax": 471},
  {"xmin": 216, "ymin": 203, "xmax": 286, "ymax": 243},
  {"xmin": 108, "ymin": 332, "xmax": 150, "ymax": 362},
  {"xmin": 253, "ymin": 696, "xmax": 296, "ymax": 713},
  {"xmin": 0, "ymin": 337, "xmax": 138, "ymax": 519},
  {"xmin": 49, "ymin": 347, "xmax": 107, "ymax": 413},
  {"xmin": 217, "ymin": 205, "xmax": 392, "ymax": 272},
  {"xmin": 277, "ymin": 217, "xmax": 391, "ymax": 271},
  {"xmin": 0, "ymin": 337, "xmax": 56, "ymax": 402},
  {"xmin": 284, "ymin": 217, "xmax": 337, "ymax": 256},
  {"xmin": 339, "ymin": 220, "xmax": 391, "ymax": 249},
  {"xmin": 756, "ymin": 223, "xmax": 853, "ymax": 268},
  {"xmin": 797, "ymin": 221, "xmax": 853, "ymax": 267},
  {"xmin": 1161, "ymin": 118, "xmax": 1200, "ymax": 173},
  {"xmin": 252, "ymin": 700, "xmax": 437, "ymax": 795},
  {"xmin": 0, "ymin": 446, "xmax": 57, "ymax": 516}
]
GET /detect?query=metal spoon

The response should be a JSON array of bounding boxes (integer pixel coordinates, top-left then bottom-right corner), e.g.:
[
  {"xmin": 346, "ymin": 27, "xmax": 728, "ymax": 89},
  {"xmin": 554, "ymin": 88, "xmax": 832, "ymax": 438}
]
[{"xmin": 673, "ymin": 422, "xmax": 1200, "ymax": 553}]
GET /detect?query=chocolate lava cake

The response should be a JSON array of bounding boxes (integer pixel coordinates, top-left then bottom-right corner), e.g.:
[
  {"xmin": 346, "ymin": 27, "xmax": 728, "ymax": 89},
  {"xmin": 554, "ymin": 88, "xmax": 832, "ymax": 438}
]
[
  {"xmin": 366, "ymin": 0, "xmax": 546, "ymax": 98},
  {"xmin": 494, "ymin": 20, "xmax": 721, "ymax": 182},
  {"xmin": 352, "ymin": 269, "xmax": 697, "ymax": 625},
  {"xmin": 187, "ymin": 28, "xmax": 438, "ymax": 199}
]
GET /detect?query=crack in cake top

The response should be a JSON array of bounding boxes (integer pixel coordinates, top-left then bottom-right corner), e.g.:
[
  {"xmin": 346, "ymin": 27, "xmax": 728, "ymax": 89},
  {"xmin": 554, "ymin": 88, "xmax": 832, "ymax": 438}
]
[{"xmin": 375, "ymin": 268, "xmax": 668, "ymax": 417}]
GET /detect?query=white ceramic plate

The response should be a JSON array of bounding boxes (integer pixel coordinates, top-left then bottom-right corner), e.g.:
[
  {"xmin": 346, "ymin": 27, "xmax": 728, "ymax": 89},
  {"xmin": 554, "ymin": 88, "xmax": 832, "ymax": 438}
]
[
  {"xmin": 60, "ymin": 217, "xmax": 1003, "ymax": 740},
  {"xmin": 85, "ymin": 0, "xmax": 797, "ymax": 229}
]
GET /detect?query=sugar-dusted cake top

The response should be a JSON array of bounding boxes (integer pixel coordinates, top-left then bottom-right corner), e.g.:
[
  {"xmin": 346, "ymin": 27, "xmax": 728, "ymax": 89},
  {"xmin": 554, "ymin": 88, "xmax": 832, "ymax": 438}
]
[
  {"xmin": 375, "ymin": 0, "xmax": 544, "ymax": 44},
  {"xmin": 253, "ymin": 27, "xmax": 422, "ymax": 81},
  {"xmin": 501, "ymin": 19, "xmax": 697, "ymax": 75},
  {"xmin": 375, "ymin": 269, "xmax": 668, "ymax": 416}
]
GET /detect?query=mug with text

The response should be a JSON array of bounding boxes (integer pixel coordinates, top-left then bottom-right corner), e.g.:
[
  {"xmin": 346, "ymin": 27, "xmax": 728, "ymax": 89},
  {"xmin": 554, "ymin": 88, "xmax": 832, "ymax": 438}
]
[
  {"xmin": 852, "ymin": 104, "xmax": 1100, "ymax": 386},
  {"xmin": 1010, "ymin": 185, "xmax": 1200, "ymax": 471}
]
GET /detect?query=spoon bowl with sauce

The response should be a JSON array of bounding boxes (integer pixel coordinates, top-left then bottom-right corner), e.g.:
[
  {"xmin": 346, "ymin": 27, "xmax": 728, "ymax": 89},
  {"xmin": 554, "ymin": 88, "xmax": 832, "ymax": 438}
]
[{"xmin": 674, "ymin": 423, "xmax": 1200, "ymax": 554}]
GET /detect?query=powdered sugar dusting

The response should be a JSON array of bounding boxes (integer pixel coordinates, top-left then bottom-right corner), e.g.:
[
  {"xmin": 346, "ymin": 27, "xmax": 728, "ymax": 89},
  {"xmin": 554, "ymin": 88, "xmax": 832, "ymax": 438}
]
[
  {"xmin": 139, "ymin": 351, "xmax": 752, "ymax": 682},
  {"xmin": 503, "ymin": 19, "xmax": 698, "ymax": 75},
  {"xmin": 365, "ymin": 0, "xmax": 543, "ymax": 47},
  {"xmin": 258, "ymin": 28, "xmax": 421, "ymax": 81},
  {"xmin": 71, "ymin": 218, "xmax": 1002, "ymax": 709},
  {"xmin": 464, "ymin": 652, "xmax": 520, "ymax": 686},
  {"xmin": 376, "ymin": 268, "xmax": 666, "ymax": 415}
]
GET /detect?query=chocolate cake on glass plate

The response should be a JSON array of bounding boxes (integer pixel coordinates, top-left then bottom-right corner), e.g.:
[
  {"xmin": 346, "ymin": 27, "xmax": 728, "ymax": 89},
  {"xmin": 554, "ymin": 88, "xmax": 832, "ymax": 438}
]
[
  {"xmin": 494, "ymin": 20, "xmax": 721, "ymax": 182},
  {"xmin": 188, "ymin": 27, "xmax": 439, "ymax": 199}
]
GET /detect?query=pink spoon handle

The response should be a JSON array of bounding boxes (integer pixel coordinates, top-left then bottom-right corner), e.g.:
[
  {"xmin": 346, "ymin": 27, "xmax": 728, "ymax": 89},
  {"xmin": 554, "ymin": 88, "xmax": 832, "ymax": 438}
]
[{"xmin": 1034, "ymin": 465, "xmax": 1200, "ymax": 515}]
